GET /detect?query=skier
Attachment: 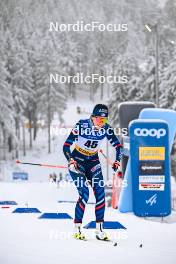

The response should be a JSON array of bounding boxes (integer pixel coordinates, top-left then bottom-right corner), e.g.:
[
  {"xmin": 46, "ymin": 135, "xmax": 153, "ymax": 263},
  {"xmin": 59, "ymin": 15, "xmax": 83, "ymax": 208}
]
[{"xmin": 63, "ymin": 104, "xmax": 123, "ymax": 240}]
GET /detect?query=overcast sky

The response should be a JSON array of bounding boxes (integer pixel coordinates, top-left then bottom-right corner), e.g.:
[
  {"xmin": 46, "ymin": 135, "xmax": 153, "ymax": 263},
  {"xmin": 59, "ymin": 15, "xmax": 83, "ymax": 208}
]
[{"xmin": 158, "ymin": 0, "xmax": 167, "ymax": 7}]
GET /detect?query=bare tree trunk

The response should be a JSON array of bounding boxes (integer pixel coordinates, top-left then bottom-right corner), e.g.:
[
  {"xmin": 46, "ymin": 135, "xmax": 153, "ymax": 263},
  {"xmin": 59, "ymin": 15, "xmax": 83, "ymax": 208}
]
[
  {"xmin": 69, "ymin": 67, "xmax": 76, "ymax": 99},
  {"xmin": 47, "ymin": 86, "xmax": 51, "ymax": 154},
  {"xmin": 3, "ymin": 127, "xmax": 6, "ymax": 160},
  {"xmin": 15, "ymin": 117, "xmax": 19, "ymax": 159},
  {"xmin": 22, "ymin": 121, "xmax": 26, "ymax": 156},
  {"xmin": 90, "ymin": 85, "xmax": 92, "ymax": 101},
  {"xmin": 28, "ymin": 111, "xmax": 33, "ymax": 149},
  {"xmin": 33, "ymin": 108, "xmax": 38, "ymax": 141},
  {"xmin": 100, "ymin": 69, "xmax": 104, "ymax": 100},
  {"xmin": 48, "ymin": 114, "xmax": 51, "ymax": 154},
  {"xmin": 8, "ymin": 135, "xmax": 12, "ymax": 152}
]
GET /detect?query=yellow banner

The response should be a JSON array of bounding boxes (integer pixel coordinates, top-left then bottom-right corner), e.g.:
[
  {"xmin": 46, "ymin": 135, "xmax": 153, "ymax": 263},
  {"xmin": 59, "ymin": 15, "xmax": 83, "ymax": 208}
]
[
  {"xmin": 75, "ymin": 145, "xmax": 97, "ymax": 156},
  {"xmin": 139, "ymin": 147, "xmax": 165, "ymax": 160}
]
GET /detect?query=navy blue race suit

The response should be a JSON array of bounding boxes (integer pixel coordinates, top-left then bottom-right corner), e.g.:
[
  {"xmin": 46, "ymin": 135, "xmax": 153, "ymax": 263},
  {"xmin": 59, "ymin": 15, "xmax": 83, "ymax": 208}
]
[{"xmin": 63, "ymin": 118, "xmax": 122, "ymax": 223}]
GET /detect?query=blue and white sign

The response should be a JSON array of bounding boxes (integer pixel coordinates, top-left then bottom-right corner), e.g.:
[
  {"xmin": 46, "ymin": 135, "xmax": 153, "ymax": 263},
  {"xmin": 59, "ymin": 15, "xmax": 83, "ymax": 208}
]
[
  {"xmin": 13, "ymin": 172, "xmax": 28, "ymax": 181},
  {"xmin": 130, "ymin": 120, "xmax": 171, "ymax": 217}
]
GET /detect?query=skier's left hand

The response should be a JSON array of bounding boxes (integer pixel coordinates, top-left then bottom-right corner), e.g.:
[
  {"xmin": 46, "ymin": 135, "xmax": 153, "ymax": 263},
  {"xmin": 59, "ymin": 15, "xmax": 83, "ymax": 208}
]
[{"xmin": 112, "ymin": 160, "xmax": 120, "ymax": 172}]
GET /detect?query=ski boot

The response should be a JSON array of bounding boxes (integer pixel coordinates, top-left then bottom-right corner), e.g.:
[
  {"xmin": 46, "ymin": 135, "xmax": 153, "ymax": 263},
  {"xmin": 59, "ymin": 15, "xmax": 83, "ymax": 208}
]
[
  {"xmin": 95, "ymin": 222, "xmax": 109, "ymax": 241},
  {"xmin": 73, "ymin": 223, "xmax": 86, "ymax": 240}
]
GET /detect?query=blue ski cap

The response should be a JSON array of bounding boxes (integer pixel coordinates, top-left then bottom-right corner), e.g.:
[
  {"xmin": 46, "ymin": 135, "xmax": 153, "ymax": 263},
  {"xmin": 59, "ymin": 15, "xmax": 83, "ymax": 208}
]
[{"xmin": 92, "ymin": 104, "xmax": 108, "ymax": 117}]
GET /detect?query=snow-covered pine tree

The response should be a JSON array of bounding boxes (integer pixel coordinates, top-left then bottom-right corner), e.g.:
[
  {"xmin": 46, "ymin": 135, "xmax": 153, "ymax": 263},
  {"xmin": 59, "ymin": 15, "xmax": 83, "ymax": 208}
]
[
  {"xmin": 109, "ymin": 55, "xmax": 142, "ymax": 126},
  {"xmin": 160, "ymin": 48, "xmax": 176, "ymax": 110},
  {"xmin": 0, "ymin": 53, "xmax": 14, "ymax": 159},
  {"xmin": 137, "ymin": 56, "xmax": 156, "ymax": 103},
  {"xmin": 34, "ymin": 33, "xmax": 66, "ymax": 153}
]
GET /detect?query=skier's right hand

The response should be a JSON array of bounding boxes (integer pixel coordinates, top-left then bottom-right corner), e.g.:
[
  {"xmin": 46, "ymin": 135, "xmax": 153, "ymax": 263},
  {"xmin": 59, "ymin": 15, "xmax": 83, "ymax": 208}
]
[
  {"xmin": 68, "ymin": 158, "xmax": 78, "ymax": 171},
  {"xmin": 112, "ymin": 160, "xmax": 120, "ymax": 172}
]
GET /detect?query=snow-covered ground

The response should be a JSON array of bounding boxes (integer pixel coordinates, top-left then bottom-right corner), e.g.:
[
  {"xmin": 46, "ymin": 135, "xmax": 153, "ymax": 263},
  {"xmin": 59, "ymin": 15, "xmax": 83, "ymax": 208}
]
[
  {"xmin": 0, "ymin": 182, "xmax": 176, "ymax": 264},
  {"xmin": 0, "ymin": 100, "xmax": 176, "ymax": 264}
]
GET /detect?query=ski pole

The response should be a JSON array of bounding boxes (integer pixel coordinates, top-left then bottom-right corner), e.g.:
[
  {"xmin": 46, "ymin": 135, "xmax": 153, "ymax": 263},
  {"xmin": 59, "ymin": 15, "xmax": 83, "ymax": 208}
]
[
  {"xmin": 99, "ymin": 149, "xmax": 122, "ymax": 176},
  {"xmin": 99, "ymin": 149, "xmax": 123, "ymax": 210},
  {"xmin": 16, "ymin": 160, "xmax": 67, "ymax": 169},
  {"xmin": 99, "ymin": 149, "xmax": 113, "ymax": 166}
]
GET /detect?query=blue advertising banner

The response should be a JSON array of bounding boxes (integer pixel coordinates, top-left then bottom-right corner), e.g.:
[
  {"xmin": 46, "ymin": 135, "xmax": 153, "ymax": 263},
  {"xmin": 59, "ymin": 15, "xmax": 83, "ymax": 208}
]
[
  {"xmin": 118, "ymin": 108, "xmax": 176, "ymax": 213},
  {"xmin": 130, "ymin": 120, "xmax": 171, "ymax": 217},
  {"xmin": 13, "ymin": 172, "xmax": 28, "ymax": 181}
]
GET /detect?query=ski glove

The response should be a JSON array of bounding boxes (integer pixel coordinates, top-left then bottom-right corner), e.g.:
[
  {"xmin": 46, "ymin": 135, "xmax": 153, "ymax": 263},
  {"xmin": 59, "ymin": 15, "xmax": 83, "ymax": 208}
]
[
  {"xmin": 112, "ymin": 160, "xmax": 120, "ymax": 172},
  {"xmin": 68, "ymin": 158, "xmax": 78, "ymax": 170}
]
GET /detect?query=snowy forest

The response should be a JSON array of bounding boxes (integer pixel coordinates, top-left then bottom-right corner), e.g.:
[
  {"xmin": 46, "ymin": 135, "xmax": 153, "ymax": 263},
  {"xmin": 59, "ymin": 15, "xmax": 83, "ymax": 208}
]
[{"xmin": 0, "ymin": 0, "xmax": 176, "ymax": 161}]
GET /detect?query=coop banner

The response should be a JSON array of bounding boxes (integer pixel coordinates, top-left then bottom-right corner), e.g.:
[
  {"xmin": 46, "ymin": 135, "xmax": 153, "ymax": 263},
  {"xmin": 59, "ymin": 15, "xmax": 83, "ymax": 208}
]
[{"xmin": 129, "ymin": 120, "xmax": 171, "ymax": 217}]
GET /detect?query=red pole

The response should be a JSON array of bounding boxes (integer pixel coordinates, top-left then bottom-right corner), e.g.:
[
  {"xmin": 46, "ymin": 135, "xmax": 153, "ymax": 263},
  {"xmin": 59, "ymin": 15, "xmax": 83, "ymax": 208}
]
[
  {"xmin": 99, "ymin": 149, "xmax": 113, "ymax": 166},
  {"xmin": 16, "ymin": 160, "xmax": 67, "ymax": 169}
]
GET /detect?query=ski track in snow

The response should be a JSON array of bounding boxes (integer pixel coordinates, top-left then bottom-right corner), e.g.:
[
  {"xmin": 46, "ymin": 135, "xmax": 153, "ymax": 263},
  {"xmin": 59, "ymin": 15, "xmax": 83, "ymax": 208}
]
[{"xmin": 0, "ymin": 182, "xmax": 176, "ymax": 264}]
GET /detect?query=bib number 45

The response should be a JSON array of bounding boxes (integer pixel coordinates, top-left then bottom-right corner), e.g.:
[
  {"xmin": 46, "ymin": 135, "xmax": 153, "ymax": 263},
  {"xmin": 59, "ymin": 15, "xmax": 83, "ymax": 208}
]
[{"xmin": 84, "ymin": 140, "xmax": 98, "ymax": 149}]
